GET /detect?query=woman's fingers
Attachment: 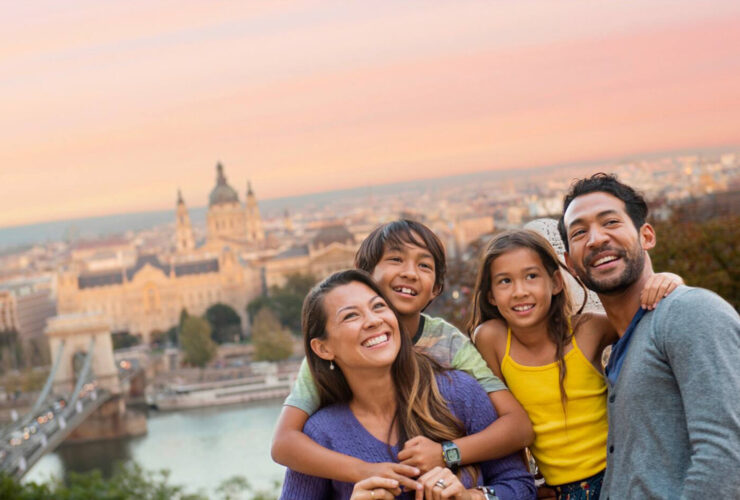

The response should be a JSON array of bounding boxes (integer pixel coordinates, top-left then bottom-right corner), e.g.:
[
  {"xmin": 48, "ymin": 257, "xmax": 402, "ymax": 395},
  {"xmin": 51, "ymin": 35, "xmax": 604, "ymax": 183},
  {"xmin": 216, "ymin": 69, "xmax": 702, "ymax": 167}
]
[{"xmin": 351, "ymin": 477, "xmax": 399, "ymax": 500}]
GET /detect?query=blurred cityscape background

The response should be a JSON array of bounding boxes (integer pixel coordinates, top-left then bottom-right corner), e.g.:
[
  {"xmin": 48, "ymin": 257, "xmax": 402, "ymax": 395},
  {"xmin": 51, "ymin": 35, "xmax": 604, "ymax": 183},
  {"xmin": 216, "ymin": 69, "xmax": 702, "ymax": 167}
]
[{"xmin": 1, "ymin": 1, "xmax": 739, "ymax": 498}]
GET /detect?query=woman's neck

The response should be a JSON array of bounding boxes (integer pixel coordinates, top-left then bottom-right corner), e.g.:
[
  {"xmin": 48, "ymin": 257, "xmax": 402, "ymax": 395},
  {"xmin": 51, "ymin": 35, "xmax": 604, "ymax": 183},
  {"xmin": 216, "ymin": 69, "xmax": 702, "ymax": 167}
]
[{"xmin": 345, "ymin": 367, "xmax": 397, "ymax": 416}]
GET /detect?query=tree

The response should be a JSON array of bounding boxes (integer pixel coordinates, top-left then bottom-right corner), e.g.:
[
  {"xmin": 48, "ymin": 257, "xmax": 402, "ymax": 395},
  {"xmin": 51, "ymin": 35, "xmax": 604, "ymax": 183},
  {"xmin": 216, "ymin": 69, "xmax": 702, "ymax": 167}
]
[
  {"xmin": 111, "ymin": 331, "xmax": 141, "ymax": 350},
  {"xmin": 651, "ymin": 214, "xmax": 739, "ymax": 309},
  {"xmin": 252, "ymin": 308, "xmax": 294, "ymax": 362},
  {"xmin": 179, "ymin": 316, "xmax": 217, "ymax": 368},
  {"xmin": 0, "ymin": 329, "xmax": 20, "ymax": 374},
  {"xmin": 247, "ymin": 273, "xmax": 316, "ymax": 335},
  {"xmin": 205, "ymin": 303, "xmax": 243, "ymax": 344}
]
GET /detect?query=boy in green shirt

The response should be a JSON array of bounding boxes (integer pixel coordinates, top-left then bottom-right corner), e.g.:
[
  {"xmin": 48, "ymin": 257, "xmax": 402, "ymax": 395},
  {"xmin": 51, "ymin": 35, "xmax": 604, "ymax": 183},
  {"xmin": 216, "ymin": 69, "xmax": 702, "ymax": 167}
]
[{"xmin": 272, "ymin": 220, "xmax": 533, "ymax": 491}]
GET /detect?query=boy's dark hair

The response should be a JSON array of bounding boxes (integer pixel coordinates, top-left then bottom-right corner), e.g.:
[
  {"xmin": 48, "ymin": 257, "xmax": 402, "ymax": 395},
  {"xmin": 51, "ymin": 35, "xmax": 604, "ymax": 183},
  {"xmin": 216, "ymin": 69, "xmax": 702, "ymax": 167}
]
[
  {"xmin": 558, "ymin": 172, "xmax": 649, "ymax": 251},
  {"xmin": 355, "ymin": 219, "xmax": 446, "ymax": 294}
]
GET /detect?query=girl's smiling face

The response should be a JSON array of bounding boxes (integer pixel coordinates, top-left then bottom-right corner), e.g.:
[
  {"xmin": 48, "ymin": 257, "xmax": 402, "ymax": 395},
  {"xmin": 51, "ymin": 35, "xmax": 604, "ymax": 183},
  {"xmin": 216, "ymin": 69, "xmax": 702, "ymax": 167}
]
[
  {"xmin": 310, "ymin": 281, "xmax": 401, "ymax": 371},
  {"xmin": 488, "ymin": 247, "xmax": 563, "ymax": 332}
]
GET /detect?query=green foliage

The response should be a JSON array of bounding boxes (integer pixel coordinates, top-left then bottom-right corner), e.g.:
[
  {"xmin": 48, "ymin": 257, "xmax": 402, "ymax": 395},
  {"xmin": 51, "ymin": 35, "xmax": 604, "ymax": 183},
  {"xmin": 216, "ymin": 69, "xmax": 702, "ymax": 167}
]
[
  {"xmin": 0, "ymin": 329, "xmax": 21, "ymax": 373},
  {"xmin": 179, "ymin": 316, "xmax": 217, "ymax": 368},
  {"xmin": 252, "ymin": 308, "xmax": 294, "ymax": 362},
  {"xmin": 651, "ymin": 214, "xmax": 739, "ymax": 309},
  {"xmin": 111, "ymin": 331, "xmax": 141, "ymax": 350},
  {"xmin": 149, "ymin": 330, "xmax": 168, "ymax": 348},
  {"xmin": 0, "ymin": 463, "xmax": 274, "ymax": 499},
  {"xmin": 247, "ymin": 273, "xmax": 316, "ymax": 334},
  {"xmin": 205, "ymin": 303, "xmax": 243, "ymax": 344}
]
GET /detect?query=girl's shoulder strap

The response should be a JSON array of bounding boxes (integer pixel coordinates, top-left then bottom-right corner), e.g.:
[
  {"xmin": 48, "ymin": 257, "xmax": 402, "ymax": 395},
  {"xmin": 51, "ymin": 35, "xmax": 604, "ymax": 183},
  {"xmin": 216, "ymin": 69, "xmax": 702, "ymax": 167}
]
[{"xmin": 504, "ymin": 326, "xmax": 513, "ymax": 358}]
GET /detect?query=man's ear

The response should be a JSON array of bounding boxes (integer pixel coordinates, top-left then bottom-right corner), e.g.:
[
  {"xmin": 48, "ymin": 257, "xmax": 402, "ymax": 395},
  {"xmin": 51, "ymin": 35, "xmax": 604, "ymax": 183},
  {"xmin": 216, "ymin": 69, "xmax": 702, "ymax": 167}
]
[
  {"xmin": 310, "ymin": 338, "xmax": 334, "ymax": 362},
  {"xmin": 640, "ymin": 223, "xmax": 656, "ymax": 251}
]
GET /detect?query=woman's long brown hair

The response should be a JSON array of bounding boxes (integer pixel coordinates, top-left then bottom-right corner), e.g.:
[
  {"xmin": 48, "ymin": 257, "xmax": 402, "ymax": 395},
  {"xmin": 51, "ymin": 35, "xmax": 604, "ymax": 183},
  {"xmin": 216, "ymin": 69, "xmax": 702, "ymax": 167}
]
[
  {"xmin": 466, "ymin": 229, "xmax": 586, "ymax": 410},
  {"xmin": 302, "ymin": 269, "xmax": 476, "ymax": 481}
]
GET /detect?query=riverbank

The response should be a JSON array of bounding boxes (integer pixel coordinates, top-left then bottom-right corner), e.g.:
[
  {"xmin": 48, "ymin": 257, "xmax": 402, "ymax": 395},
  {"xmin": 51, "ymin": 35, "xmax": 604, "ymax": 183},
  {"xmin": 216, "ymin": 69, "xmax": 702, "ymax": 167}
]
[{"xmin": 24, "ymin": 399, "xmax": 284, "ymax": 494}]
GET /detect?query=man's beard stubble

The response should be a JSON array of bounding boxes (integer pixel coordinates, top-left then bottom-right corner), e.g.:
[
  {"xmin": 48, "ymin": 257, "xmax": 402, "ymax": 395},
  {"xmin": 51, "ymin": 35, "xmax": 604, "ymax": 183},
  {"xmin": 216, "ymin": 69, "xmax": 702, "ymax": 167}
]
[{"xmin": 576, "ymin": 245, "xmax": 646, "ymax": 295}]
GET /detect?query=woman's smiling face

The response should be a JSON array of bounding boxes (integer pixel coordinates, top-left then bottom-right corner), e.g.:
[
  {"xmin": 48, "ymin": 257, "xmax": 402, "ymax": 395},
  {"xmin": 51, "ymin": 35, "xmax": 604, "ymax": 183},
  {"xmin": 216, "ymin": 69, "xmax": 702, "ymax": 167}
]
[{"xmin": 313, "ymin": 281, "xmax": 401, "ymax": 371}]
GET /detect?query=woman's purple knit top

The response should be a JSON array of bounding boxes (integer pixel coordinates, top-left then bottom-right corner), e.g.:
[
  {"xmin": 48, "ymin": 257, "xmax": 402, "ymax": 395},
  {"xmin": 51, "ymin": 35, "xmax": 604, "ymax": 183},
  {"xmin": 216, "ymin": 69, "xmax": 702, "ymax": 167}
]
[{"xmin": 280, "ymin": 370, "xmax": 535, "ymax": 500}]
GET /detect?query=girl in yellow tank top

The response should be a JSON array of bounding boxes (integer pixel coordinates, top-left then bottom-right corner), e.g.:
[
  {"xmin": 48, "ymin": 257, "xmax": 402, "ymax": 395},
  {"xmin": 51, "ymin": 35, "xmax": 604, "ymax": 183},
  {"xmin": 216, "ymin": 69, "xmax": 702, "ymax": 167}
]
[{"xmin": 466, "ymin": 229, "xmax": 682, "ymax": 500}]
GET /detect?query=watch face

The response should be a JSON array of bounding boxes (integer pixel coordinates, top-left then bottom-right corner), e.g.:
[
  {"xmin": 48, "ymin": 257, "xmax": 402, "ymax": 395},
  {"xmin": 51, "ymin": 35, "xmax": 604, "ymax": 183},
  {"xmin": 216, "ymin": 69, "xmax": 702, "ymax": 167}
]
[{"xmin": 446, "ymin": 448, "xmax": 460, "ymax": 462}]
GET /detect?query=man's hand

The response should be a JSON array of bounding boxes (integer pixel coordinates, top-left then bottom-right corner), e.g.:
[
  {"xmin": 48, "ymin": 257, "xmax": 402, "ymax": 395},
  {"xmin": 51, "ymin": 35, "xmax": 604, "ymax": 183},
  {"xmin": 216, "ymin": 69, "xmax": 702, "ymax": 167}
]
[
  {"xmin": 357, "ymin": 461, "xmax": 421, "ymax": 494},
  {"xmin": 398, "ymin": 436, "xmax": 445, "ymax": 474}
]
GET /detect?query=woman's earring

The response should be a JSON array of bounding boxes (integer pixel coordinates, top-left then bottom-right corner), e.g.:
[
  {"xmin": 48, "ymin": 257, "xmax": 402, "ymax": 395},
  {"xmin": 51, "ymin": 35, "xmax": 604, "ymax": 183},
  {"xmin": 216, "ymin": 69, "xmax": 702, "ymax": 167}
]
[{"xmin": 329, "ymin": 360, "xmax": 335, "ymax": 370}]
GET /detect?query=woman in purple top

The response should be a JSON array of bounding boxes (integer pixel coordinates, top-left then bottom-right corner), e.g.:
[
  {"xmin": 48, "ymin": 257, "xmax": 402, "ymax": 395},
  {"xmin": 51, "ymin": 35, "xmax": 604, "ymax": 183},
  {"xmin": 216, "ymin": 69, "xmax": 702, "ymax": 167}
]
[{"xmin": 280, "ymin": 270, "xmax": 535, "ymax": 500}]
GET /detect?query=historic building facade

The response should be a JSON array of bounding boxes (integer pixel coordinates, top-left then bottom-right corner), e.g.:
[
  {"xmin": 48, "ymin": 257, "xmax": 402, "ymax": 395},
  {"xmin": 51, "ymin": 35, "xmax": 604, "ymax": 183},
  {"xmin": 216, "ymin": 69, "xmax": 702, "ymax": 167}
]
[
  {"xmin": 202, "ymin": 163, "xmax": 264, "ymax": 251},
  {"xmin": 56, "ymin": 163, "xmax": 264, "ymax": 343},
  {"xmin": 263, "ymin": 224, "xmax": 358, "ymax": 289}
]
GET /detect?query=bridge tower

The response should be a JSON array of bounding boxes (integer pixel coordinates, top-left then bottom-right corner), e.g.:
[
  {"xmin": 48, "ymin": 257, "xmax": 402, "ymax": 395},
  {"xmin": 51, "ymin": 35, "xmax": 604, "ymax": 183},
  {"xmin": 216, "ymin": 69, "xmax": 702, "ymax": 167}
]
[
  {"xmin": 46, "ymin": 313, "xmax": 121, "ymax": 395},
  {"xmin": 45, "ymin": 313, "xmax": 145, "ymax": 443}
]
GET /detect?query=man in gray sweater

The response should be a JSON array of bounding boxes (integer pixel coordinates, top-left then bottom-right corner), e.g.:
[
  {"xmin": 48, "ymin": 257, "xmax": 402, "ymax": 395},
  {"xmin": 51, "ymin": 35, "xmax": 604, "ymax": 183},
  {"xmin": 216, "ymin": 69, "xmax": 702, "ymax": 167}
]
[{"xmin": 558, "ymin": 173, "xmax": 740, "ymax": 499}]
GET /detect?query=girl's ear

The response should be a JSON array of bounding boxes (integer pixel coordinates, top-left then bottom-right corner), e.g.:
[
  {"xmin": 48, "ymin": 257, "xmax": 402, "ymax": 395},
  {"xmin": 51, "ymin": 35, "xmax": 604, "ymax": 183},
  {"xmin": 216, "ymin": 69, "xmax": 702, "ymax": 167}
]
[
  {"xmin": 310, "ymin": 338, "xmax": 334, "ymax": 362},
  {"xmin": 552, "ymin": 270, "xmax": 565, "ymax": 296},
  {"xmin": 487, "ymin": 289, "xmax": 497, "ymax": 307}
]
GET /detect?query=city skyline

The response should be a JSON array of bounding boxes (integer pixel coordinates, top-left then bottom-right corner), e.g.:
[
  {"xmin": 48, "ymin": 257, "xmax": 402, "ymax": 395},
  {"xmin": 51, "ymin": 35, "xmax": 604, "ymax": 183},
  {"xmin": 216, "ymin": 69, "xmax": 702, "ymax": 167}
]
[{"xmin": 2, "ymin": 0, "xmax": 740, "ymax": 228}]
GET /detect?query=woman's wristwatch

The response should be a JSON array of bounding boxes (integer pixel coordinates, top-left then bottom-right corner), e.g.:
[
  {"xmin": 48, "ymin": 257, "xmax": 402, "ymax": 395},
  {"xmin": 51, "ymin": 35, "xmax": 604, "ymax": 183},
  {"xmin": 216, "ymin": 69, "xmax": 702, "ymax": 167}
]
[{"xmin": 475, "ymin": 485, "xmax": 498, "ymax": 500}]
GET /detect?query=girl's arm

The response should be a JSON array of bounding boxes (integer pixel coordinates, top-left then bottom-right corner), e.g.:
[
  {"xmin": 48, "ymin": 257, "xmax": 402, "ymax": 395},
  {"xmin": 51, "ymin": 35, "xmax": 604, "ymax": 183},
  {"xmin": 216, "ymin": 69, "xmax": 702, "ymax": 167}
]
[
  {"xmin": 271, "ymin": 405, "xmax": 421, "ymax": 489},
  {"xmin": 576, "ymin": 272, "xmax": 686, "ymax": 367},
  {"xmin": 640, "ymin": 272, "xmax": 683, "ymax": 310}
]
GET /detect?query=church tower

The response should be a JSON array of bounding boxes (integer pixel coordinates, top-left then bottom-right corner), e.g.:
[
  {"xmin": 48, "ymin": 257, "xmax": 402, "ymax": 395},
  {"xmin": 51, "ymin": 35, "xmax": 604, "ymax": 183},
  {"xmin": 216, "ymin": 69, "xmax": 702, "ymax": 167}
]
[
  {"xmin": 175, "ymin": 190, "xmax": 195, "ymax": 253},
  {"xmin": 245, "ymin": 180, "xmax": 265, "ymax": 242},
  {"xmin": 207, "ymin": 162, "xmax": 247, "ymax": 246}
]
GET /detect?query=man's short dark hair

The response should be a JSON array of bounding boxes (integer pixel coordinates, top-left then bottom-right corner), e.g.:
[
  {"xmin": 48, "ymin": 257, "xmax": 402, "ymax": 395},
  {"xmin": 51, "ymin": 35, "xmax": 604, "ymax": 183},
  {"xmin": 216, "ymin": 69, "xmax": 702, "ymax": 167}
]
[
  {"xmin": 355, "ymin": 219, "xmax": 446, "ymax": 294},
  {"xmin": 558, "ymin": 173, "xmax": 649, "ymax": 251}
]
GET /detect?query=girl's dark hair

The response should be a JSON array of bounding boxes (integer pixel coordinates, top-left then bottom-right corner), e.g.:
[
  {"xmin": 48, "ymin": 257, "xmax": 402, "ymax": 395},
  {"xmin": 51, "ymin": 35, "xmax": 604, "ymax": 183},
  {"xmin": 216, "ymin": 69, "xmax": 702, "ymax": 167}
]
[
  {"xmin": 302, "ymin": 269, "xmax": 475, "ymax": 480},
  {"xmin": 355, "ymin": 219, "xmax": 447, "ymax": 295},
  {"xmin": 466, "ymin": 230, "xmax": 586, "ymax": 409}
]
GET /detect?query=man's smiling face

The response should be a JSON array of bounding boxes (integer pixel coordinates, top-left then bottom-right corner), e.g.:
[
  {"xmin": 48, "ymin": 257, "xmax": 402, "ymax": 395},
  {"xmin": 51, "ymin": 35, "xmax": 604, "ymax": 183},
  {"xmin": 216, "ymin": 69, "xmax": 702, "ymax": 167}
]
[{"xmin": 563, "ymin": 191, "xmax": 654, "ymax": 294}]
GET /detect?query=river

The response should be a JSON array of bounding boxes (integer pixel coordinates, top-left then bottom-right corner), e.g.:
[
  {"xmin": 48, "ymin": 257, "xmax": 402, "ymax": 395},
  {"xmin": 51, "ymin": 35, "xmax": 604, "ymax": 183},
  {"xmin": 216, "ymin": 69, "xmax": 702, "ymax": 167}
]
[{"xmin": 24, "ymin": 399, "xmax": 285, "ymax": 495}]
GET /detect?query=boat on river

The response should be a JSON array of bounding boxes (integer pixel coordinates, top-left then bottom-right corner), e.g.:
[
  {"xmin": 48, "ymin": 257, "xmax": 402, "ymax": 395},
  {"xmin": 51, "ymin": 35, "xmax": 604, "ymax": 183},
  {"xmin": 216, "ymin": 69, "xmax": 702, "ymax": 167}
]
[{"xmin": 147, "ymin": 372, "xmax": 295, "ymax": 410}]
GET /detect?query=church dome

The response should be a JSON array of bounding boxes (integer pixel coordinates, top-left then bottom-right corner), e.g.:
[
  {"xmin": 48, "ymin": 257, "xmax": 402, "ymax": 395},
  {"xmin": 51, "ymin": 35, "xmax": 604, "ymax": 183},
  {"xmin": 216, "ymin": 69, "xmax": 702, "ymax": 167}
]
[{"xmin": 209, "ymin": 163, "xmax": 240, "ymax": 206}]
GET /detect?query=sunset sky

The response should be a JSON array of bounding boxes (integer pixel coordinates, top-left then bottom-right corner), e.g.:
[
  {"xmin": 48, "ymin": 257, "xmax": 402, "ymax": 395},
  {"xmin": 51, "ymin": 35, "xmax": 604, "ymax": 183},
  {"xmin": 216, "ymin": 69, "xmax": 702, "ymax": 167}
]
[{"xmin": 2, "ymin": 0, "xmax": 739, "ymax": 228}]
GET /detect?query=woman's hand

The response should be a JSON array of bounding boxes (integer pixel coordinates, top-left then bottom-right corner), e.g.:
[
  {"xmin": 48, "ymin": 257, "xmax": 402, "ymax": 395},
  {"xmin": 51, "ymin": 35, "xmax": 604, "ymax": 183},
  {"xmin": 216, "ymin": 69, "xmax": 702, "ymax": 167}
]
[
  {"xmin": 357, "ymin": 461, "xmax": 421, "ymax": 494},
  {"xmin": 350, "ymin": 476, "xmax": 402, "ymax": 499},
  {"xmin": 398, "ymin": 436, "xmax": 445, "ymax": 473},
  {"xmin": 417, "ymin": 466, "xmax": 484, "ymax": 500},
  {"xmin": 640, "ymin": 272, "xmax": 684, "ymax": 310}
]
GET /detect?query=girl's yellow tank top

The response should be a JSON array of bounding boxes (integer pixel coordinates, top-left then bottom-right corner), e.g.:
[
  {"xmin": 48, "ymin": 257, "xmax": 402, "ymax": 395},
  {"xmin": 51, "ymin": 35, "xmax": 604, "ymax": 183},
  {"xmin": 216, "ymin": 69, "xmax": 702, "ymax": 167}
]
[{"xmin": 500, "ymin": 328, "xmax": 608, "ymax": 485}]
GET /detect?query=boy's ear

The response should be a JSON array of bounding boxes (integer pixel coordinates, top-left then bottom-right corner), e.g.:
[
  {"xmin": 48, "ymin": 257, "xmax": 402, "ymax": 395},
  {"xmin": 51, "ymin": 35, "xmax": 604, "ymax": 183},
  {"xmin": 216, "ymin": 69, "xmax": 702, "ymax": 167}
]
[
  {"xmin": 431, "ymin": 283, "xmax": 442, "ymax": 299},
  {"xmin": 310, "ymin": 338, "xmax": 334, "ymax": 362}
]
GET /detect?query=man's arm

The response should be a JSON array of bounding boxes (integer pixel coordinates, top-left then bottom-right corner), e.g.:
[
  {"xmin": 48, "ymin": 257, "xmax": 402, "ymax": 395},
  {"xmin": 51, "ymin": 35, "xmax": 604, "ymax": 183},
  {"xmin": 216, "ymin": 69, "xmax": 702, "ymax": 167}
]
[{"xmin": 660, "ymin": 289, "xmax": 740, "ymax": 498}]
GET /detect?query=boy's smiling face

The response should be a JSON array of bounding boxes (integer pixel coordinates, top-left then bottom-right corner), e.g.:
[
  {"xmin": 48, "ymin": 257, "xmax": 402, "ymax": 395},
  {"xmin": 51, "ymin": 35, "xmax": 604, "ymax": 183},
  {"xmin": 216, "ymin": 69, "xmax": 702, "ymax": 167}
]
[{"xmin": 371, "ymin": 234, "xmax": 440, "ymax": 320}]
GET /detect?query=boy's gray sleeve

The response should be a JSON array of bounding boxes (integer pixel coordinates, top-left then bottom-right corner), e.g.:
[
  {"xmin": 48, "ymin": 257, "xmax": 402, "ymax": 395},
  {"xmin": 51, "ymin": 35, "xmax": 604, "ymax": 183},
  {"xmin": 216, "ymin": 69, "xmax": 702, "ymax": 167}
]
[
  {"xmin": 660, "ymin": 289, "xmax": 740, "ymax": 499},
  {"xmin": 283, "ymin": 357, "xmax": 320, "ymax": 416},
  {"xmin": 452, "ymin": 339, "xmax": 508, "ymax": 393}
]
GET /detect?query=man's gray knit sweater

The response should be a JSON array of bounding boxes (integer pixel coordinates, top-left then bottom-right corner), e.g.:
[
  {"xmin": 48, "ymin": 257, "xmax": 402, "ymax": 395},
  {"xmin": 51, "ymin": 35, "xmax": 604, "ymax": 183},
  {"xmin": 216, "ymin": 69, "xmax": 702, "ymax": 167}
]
[{"xmin": 601, "ymin": 286, "xmax": 740, "ymax": 499}]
